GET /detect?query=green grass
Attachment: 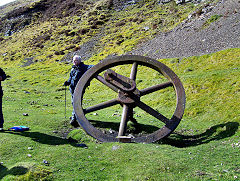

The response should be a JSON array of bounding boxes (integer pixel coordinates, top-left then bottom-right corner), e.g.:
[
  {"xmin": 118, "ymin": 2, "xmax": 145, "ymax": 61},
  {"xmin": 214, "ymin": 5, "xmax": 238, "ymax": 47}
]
[
  {"xmin": 202, "ymin": 14, "xmax": 223, "ymax": 28},
  {"xmin": 0, "ymin": 48, "xmax": 239, "ymax": 180},
  {"xmin": 0, "ymin": 0, "xmax": 239, "ymax": 180},
  {"xmin": 0, "ymin": 0, "xmax": 199, "ymax": 64}
]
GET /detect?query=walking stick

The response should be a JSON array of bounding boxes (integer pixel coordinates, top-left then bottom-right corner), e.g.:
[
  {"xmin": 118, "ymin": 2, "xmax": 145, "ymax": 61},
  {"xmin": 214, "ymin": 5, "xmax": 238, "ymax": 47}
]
[{"xmin": 64, "ymin": 85, "xmax": 67, "ymax": 120}]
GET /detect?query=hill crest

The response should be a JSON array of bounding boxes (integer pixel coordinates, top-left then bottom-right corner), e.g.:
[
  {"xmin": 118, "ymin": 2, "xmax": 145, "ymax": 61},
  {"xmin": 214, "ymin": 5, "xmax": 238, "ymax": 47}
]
[{"xmin": 0, "ymin": 0, "xmax": 239, "ymax": 65}]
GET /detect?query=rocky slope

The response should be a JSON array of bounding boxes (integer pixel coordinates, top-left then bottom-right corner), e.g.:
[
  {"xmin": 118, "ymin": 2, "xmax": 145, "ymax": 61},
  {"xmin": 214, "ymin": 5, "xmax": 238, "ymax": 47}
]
[
  {"xmin": 130, "ymin": 0, "xmax": 240, "ymax": 59},
  {"xmin": 0, "ymin": 0, "xmax": 239, "ymax": 62}
]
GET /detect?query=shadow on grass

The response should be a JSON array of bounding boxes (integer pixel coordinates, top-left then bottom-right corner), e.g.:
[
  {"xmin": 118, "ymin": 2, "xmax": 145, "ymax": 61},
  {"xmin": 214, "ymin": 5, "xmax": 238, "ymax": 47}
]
[
  {"xmin": 0, "ymin": 164, "xmax": 28, "ymax": 180},
  {"xmin": 2, "ymin": 121, "xmax": 237, "ymax": 147},
  {"xmin": 2, "ymin": 131, "xmax": 79, "ymax": 147},
  {"xmin": 159, "ymin": 122, "xmax": 239, "ymax": 147},
  {"xmin": 90, "ymin": 119, "xmax": 159, "ymax": 133}
]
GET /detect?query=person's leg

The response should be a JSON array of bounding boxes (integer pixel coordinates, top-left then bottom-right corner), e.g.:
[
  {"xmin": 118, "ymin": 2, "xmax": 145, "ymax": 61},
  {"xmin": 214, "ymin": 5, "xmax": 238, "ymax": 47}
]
[
  {"xmin": 70, "ymin": 95, "xmax": 79, "ymax": 127},
  {"xmin": 128, "ymin": 108, "xmax": 137, "ymax": 123},
  {"xmin": 0, "ymin": 96, "xmax": 4, "ymax": 130}
]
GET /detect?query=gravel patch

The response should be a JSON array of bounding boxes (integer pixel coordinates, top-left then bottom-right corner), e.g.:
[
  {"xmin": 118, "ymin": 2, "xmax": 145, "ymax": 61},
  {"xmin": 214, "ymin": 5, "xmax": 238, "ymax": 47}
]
[{"xmin": 129, "ymin": 0, "xmax": 240, "ymax": 59}]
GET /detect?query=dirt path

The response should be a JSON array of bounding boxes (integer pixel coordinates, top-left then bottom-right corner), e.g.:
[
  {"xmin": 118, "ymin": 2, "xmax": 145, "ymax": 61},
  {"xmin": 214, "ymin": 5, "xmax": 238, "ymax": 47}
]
[{"xmin": 130, "ymin": 0, "xmax": 240, "ymax": 59}]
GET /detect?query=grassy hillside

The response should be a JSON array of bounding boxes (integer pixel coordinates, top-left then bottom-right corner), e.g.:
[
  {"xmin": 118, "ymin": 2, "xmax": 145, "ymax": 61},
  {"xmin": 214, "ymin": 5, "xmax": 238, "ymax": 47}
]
[
  {"xmin": 0, "ymin": 0, "xmax": 201, "ymax": 63},
  {"xmin": 0, "ymin": 0, "xmax": 239, "ymax": 180},
  {"xmin": 0, "ymin": 0, "xmax": 40, "ymax": 18},
  {"xmin": 0, "ymin": 47, "xmax": 239, "ymax": 180}
]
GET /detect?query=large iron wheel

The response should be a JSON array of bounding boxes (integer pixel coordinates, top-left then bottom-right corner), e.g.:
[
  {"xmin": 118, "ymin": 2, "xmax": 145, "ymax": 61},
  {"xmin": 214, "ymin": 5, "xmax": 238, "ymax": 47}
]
[{"xmin": 73, "ymin": 55, "xmax": 185, "ymax": 143}]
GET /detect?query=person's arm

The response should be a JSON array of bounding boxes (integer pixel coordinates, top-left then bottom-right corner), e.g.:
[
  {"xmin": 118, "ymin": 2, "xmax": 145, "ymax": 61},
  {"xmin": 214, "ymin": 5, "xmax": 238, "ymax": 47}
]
[{"xmin": 64, "ymin": 69, "xmax": 73, "ymax": 86}]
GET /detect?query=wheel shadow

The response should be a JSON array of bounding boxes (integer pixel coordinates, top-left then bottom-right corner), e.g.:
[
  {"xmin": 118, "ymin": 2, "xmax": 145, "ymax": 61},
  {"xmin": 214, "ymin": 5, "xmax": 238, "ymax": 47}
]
[
  {"xmin": 2, "ymin": 121, "xmax": 238, "ymax": 147},
  {"xmin": 159, "ymin": 122, "xmax": 239, "ymax": 147},
  {"xmin": 90, "ymin": 120, "xmax": 239, "ymax": 146},
  {"xmin": 89, "ymin": 119, "xmax": 159, "ymax": 133},
  {"xmin": 0, "ymin": 164, "xmax": 28, "ymax": 180},
  {"xmin": 1, "ymin": 120, "xmax": 159, "ymax": 145}
]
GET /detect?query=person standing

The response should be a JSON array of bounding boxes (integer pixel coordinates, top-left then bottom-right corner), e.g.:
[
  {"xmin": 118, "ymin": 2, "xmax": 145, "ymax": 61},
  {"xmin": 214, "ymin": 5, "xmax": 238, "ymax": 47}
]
[
  {"xmin": 0, "ymin": 68, "xmax": 7, "ymax": 131},
  {"xmin": 64, "ymin": 55, "xmax": 93, "ymax": 127}
]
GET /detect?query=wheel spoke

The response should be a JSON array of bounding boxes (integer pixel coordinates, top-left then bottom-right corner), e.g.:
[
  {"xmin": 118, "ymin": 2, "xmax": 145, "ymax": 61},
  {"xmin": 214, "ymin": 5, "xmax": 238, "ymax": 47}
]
[
  {"xmin": 74, "ymin": 55, "xmax": 185, "ymax": 143},
  {"xmin": 134, "ymin": 98, "xmax": 169, "ymax": 124},
  {"xmin": 118, "ymin": 104, "xmax": 130, "ymax": 136},
  {"xmin": 95, "ymin": 75, "xmax": 119, "ymax": 93},
  {"xmin": 84, "ymin": 98, "xmax": 120, "ymax": 114},
  {"xmin": 130, "ymin": 62, "xmax": 138, "ymax": 80},
  {"xmin": 140, "ymin": 81, "xmax": 173, "ymax": 96}
]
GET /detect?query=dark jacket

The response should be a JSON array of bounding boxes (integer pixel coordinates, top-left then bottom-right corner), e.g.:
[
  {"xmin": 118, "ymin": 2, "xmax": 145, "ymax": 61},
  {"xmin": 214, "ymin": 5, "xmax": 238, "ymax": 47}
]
[
  {"xmin": 0, "ymin": 68, "xmax": 6, "ymax": 96},
  {"xmin": 66, "ymin": 63, "xmax": 93, "ymax": 94}
]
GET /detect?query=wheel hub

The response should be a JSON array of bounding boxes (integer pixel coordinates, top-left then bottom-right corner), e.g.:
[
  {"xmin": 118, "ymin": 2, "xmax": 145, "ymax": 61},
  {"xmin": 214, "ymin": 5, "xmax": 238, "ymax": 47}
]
[
  {"xmin": 118, "ymin": 90, "xmax": 140, "ymax": 104},
  {"xmin": 104, "ymin": 69, "xmax": 140, "ymax": 104}
]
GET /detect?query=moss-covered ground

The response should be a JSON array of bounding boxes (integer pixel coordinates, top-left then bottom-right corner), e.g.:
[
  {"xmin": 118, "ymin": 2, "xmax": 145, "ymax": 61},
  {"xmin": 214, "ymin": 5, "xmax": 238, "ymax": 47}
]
[
  {"xmin": 0, "ymin": 48, "xmax": 239, "ymax": 180},
  {"xmin": 0, "ymin": 0, "xmax": 239, "ymax": 180}
]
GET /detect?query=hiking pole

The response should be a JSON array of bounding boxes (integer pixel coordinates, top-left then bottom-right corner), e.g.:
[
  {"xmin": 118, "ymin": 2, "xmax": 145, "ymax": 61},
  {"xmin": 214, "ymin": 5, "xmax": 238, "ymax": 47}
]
[{"xmin": 64, "ymin": 85, "xmax": 67, "ymax": 120}]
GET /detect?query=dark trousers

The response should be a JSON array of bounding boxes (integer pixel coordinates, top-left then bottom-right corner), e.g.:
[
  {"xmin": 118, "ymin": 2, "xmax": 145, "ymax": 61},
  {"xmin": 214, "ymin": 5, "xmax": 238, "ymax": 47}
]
[
  {"xmin": 0, "ymin": 96, "xmax": 4, "ymax": 127},
  {"xmin": 71, "ymin": 94, "xmax": 76, "ymax": 120}
]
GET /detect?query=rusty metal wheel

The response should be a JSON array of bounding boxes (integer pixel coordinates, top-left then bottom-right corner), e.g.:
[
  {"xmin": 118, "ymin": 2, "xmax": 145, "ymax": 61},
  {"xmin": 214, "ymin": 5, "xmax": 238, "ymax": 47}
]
[{"xmin": 73, "ymin": 55, "xmax": 185, "ymax": 143}]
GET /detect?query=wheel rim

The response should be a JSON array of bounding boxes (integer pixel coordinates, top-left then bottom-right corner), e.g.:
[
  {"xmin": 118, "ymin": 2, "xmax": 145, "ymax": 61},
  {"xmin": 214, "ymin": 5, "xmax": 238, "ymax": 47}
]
[{"xmin": 73, "ymin": 55, "xmax": 186, "ymax": 143}]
